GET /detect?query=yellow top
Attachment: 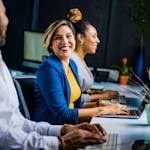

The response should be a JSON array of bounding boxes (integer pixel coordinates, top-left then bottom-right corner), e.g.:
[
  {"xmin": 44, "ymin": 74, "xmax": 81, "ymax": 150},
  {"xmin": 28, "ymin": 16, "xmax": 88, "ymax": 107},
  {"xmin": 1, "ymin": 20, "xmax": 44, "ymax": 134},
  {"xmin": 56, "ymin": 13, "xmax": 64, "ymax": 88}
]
[{"xmin": 66, "ymin": 67, "xmax": 81, "ymax": 108}]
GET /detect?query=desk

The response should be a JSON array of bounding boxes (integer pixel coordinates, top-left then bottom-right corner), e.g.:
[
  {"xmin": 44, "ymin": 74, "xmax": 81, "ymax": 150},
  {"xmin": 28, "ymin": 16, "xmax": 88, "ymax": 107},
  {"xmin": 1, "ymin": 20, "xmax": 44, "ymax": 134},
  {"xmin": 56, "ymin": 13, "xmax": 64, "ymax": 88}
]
[
  {"xmin": 90, "ymin": 110, "xmax": 150, "ymax": 150},
  {"xmin": 92, "ymin": 82, "xmax": 145, "ymax": 99},
  {"xmin": 89, "ymin": 82, "xmax": 150, "ymax": 150}
]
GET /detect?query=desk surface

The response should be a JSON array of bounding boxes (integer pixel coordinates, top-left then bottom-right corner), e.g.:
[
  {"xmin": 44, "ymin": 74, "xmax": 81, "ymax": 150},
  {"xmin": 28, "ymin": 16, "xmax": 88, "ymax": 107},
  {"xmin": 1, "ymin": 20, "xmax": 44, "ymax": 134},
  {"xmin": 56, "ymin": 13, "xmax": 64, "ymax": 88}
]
[
  {"xmin": 91, "ymin": 110, "xmax": 150, "ymax": 150},
  {"xmin": 90, "ymin": 82, "xmax": 150, "ymax": 150},
  {"xmin": 92, "ymin": 82, "xmax": 145, "ymax": 99}
]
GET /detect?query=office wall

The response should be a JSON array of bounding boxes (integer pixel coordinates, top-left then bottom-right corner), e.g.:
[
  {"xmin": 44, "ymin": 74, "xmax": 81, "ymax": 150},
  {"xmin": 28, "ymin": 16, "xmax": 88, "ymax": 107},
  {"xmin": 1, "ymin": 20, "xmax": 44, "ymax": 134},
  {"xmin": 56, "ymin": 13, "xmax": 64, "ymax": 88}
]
[
  {"xmin": 105, "ymin": 0, "xmax": 150, "ymax": 68},
  {"xmin": 28, "ymin": 0, "xmax": 150, "ymax": 68},
  {"xmin": 2, "ymin": 0, "xmax": 150, "ymax": 71},
  {"xmin": 33, "ymin": 0, "xmax": 110, "ymax": 67}
]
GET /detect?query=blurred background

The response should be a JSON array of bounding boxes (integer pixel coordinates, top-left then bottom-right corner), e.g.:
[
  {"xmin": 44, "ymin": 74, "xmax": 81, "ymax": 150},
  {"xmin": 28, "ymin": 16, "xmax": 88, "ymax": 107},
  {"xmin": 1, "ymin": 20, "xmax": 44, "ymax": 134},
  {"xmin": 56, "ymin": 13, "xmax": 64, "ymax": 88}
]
[{"xmin": 1, "ymin": 0, "xmax": 150, "ymax": 80}]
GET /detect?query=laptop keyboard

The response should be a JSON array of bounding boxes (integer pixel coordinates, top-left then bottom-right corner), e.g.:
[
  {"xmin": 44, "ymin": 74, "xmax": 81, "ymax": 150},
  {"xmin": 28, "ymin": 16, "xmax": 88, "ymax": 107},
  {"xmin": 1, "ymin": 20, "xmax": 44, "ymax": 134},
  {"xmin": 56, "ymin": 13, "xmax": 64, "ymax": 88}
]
[
  {"xmin": 130, "ymin": 110, "xmax": 138, "ymax": 116},
  {"xmin": 83, "ymin": 133, "xmax": 117, "ymax": 150},
  {"xmin": 110, "ymin": 96, "xmax": 127, "ymax": 104}
]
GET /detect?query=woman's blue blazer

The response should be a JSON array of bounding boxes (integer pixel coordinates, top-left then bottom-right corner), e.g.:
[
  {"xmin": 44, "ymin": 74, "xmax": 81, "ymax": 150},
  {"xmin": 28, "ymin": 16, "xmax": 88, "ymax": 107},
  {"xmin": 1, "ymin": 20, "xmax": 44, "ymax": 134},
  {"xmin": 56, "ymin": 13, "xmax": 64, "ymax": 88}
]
[{"xmin": 33, "ymin": 54, "xmax": 83, "ymax": 125}]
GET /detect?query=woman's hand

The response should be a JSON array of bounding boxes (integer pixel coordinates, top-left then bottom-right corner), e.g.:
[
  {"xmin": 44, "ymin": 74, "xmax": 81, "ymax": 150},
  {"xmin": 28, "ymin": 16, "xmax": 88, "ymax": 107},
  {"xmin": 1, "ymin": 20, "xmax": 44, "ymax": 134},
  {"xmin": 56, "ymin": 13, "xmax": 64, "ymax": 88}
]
[
  {"xmin": 98, "ymin": 90, "xmax": 119, "ymax": 100},
  {"xmin": 97, "ymin": 103, "xmax": 130, "ymax": 116}
]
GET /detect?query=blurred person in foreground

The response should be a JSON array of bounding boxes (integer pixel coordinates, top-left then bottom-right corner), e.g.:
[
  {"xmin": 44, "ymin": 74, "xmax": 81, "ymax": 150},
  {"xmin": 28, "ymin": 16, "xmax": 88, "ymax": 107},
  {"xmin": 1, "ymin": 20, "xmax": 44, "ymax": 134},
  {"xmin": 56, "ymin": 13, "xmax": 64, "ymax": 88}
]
[{"xmin": 0, "ymin": 0, "xmax": 107, "ymax": 149}]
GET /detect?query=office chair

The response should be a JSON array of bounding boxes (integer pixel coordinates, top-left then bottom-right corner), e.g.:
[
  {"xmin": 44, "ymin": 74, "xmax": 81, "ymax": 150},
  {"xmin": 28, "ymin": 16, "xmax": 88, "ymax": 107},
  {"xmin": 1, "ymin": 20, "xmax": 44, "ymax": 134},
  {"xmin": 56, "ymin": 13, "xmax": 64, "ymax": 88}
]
[
  {"xmin": 13, "ymin": 75, "xmax": 36, "ymax": 120},
  {"xmin": 13, "ymin": 78, "xmax": 30, "ymax": 119}
]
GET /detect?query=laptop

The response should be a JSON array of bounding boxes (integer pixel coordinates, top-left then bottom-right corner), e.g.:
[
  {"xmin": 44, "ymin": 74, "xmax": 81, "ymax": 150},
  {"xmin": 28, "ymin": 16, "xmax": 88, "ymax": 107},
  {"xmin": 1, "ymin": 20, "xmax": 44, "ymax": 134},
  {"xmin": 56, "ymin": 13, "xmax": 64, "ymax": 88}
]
[
  {"xmin": 109, "ymin": 95, "xmax": 143, "ymax": 108},
  {"xmin": 99, "ymin": 100, "xmax": 146, "ymax": 119},
  {"xmin": 83, "ymin": 133, "xmax": 117, "ymax": 150},
  {"xmin": 89, "ymin": 87, "xmax": 143, "ymax": 108}
]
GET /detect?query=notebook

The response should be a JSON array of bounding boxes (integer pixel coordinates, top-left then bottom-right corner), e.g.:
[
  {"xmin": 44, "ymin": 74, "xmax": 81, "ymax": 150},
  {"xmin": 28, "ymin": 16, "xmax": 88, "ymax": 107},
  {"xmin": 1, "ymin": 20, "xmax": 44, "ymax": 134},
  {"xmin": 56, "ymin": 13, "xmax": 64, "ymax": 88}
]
[
  {"xmin": 99, "ymin": 100, "xmax": 146, "ymax": 119},
  {"xmin": 110, "ymin": 95, "xmax": 143, "ymax": 108},
  {"xmin": 84, "ymin": 133, "xmax": 117, "ymax": 150}
]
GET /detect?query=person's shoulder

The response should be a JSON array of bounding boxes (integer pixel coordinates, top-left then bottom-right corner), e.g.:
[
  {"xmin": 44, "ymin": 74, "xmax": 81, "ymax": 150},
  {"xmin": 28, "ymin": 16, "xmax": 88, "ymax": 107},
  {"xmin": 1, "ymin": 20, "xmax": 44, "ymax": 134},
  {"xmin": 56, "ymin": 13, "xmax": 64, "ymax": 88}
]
[
  {"xmin": 70, "ymin": 58, "xmax": 77, "ymax": 67},
  {"xmin": 71, "ymin": 52, "xmax": 82, "ymax": 67},
  {"xmin": 45, "ymin": 54, "xmax": 60, "ymax": 65},
  {"xmin": 71, "ymin": 52, "xmax": 78, "ymax": 62},
  {"xmin": 38, "ymin": 54, "xmax": 62, "ymax": 71}
]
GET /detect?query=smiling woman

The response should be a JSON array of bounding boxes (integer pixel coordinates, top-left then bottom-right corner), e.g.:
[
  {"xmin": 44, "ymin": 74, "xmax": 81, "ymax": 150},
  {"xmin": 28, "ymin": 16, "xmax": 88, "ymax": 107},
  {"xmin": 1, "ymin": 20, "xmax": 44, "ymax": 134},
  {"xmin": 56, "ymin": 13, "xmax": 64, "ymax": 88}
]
[
  {"xmin": 33, "ymin": 19, "xmax": 130, "ymax": 125},
  {"xmin": 50, "ymin": 25, "xmax": 75, "ymax": 61},
  {"xmin": 33, "ymin": 20, "xmax": 83, "ymax": 124}
]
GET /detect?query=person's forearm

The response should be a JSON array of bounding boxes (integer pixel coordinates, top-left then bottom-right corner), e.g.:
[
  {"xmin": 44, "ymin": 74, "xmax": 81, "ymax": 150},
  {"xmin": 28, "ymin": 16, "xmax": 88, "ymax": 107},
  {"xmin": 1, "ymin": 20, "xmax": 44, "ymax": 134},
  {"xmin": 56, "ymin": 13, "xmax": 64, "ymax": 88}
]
[
  {"xmin": 78, "ymin": 107, "xmax": 100, "ymax": 118},
  {"xmin": 83, "ymin": 102, "xmax": 98, "ymax": 108},
  {"xmin": 23, "ymin": 119, "xmax": 62, "ymax": 136},
  {"xmin": 0, "ymin": 125, "xmax": 59, "ymax": 150},
  {"xmin": 89, "ymin": 94, "xmax": 100, "ymax": 101}
]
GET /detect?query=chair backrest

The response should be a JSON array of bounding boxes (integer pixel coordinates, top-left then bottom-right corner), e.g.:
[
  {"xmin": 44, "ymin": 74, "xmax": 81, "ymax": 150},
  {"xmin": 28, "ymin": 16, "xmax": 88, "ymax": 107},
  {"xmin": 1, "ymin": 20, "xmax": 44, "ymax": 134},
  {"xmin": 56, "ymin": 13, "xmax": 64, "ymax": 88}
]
[
  {"xmin": 13, "ymin": 78, "xmax": 30, "ymax": 119},
  {"xmin": 14, "ymin": 75, "xmax": 36, "ymax": 120}
]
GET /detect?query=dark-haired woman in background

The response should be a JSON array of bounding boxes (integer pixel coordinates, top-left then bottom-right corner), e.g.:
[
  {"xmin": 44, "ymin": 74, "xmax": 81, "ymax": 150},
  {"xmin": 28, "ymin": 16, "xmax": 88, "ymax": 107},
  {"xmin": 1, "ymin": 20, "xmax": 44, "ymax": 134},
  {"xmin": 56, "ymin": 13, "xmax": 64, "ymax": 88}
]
[{"xmin": 69, "ymin": 8, "xmax": 119, "ymax": 106}]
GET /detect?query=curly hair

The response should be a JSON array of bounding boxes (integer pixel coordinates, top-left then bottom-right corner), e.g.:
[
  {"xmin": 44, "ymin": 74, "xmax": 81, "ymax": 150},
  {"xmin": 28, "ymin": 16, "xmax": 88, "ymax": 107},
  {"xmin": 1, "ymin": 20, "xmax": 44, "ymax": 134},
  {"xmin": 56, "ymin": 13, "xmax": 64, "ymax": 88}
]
[
  {"xmin": 67, "ymin": 8, "xmax": 91, "ymax": 37},
  {"xmin": 67, "ymin": 8, "xmax": 83, "ymax": 23}
]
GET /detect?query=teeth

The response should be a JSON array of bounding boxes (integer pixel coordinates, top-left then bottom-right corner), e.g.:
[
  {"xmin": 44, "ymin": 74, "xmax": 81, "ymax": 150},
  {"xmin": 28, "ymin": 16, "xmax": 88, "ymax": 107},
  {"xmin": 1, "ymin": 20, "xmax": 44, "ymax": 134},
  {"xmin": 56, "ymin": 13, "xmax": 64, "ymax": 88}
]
[
  {"xmin": 60, "ymin": 46, "xmax": 70, "ymax": 50},
  {"xmin": 61, "ymin": 47, "xmax": 67, "ymax": 50}
]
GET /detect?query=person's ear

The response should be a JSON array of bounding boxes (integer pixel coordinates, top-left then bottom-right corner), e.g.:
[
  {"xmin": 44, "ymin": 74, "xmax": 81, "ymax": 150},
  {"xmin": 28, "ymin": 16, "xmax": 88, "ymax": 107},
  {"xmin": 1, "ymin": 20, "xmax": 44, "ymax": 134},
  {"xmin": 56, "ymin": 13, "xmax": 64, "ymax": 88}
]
[{"xmin": 77, "ymin": 33, "xmax": 84, "ymax": 45}]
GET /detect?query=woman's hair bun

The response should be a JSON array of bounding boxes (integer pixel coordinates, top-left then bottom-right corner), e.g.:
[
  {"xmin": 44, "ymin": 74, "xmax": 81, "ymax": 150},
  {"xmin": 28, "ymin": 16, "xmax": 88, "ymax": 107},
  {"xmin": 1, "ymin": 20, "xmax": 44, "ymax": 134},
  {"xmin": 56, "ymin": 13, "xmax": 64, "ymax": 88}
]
[{"xmin": 67, "ymin": 8, "xmax": 83, "ymax": 23}]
